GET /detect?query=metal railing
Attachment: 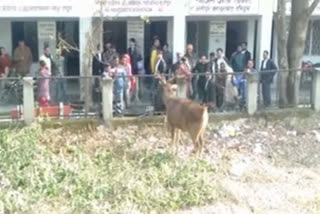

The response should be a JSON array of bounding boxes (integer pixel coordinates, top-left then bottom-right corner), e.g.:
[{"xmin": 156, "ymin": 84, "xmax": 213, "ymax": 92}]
[{"xmin": 0, "ymin": 68, "xmax": 318, "ymax": 123}]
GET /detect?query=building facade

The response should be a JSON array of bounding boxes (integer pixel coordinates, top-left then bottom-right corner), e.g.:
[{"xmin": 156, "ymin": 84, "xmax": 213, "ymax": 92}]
[{"xmin": 0, "ymin": 0, "xmax": 277, "ymax": 77}]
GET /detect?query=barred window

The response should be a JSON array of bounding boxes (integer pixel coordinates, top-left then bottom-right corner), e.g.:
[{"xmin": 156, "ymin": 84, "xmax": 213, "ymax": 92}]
[
  {"xmin": 304, "ymin": 21, "xmax": 311, "ymax": 55},
  {"xmin": 312, "ymin": 20, "xmax": 320, "ymax": 55},
  {"xmin": 304, "ymin": 20, "xmax": 320, "ymax": 56}
]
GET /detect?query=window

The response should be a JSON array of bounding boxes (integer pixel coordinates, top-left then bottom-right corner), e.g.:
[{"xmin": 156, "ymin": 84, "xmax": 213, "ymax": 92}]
[
  {"xmin": 304, "ymin": 20, "xmax": 320, "ymax": 56},
  {"xmin": 11, "ymin": 21, "xmax": 38, "ymax": 61}
]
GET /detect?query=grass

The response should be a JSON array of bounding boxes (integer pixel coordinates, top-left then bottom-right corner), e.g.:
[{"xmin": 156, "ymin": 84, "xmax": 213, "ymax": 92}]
[{"xmin": 0, "ymin": 124, "xmax": 219, "ymax": 214}]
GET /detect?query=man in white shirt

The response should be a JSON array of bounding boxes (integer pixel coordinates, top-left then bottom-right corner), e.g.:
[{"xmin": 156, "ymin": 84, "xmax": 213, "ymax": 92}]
[{"xmin": 40, "ymin": 46, "xmax": 52, "ymax": 73}]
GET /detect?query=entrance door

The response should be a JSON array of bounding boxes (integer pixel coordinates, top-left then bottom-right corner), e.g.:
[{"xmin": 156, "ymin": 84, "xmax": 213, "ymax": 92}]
[
  {"xmin": 144, "ymin": 21, "xmax": 167, "ymax": 74},
  {"xmin": 226, "ymin": 21, "xmax": 248, "ymax": 59},
  {"xmin": 103, "ymin": 21, "xmax": 127, "ymax": 55},
  {"xmin": 12, "ymin": 21, "xmax": 38, "ymax": 61},
  {"xmin": 187, "ymin": 21, "xmax": 209, "ymax": 58},
  {"xmin": 57, "ymin": 21, "xmax": 79, "ymax": 76}
]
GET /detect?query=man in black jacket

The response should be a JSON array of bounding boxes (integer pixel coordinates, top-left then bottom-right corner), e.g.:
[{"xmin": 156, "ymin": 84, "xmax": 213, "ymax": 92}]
[
  {"xmin": 92, "ymin": 44, "xmax": 104, "ymax": 103},
  {"xmin": 241, "ymin": 42, "xmax": 251, "ymax": 67},
  {"xmin": 260, "ymin": 50, "xmax": 277, "ymax": 107}
]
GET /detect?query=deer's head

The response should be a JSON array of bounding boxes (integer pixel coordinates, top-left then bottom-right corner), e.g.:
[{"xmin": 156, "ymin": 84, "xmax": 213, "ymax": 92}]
[{"xmin": 155, "ymin": 74, "xmax": 177, "ymax": 98}]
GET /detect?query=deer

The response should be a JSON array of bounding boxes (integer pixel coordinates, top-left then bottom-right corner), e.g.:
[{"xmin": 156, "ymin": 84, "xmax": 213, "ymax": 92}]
[{"xmin": 156, "ymin": 74, "xmax": 209, "ymax": 156}]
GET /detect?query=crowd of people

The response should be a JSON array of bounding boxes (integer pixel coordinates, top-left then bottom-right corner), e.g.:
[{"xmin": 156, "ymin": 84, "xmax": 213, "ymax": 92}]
[
  {"xmin": 0, "ymin": 40, "xmax": 67, "ymax": 107},
  {"xmin": 0, "ymin": 37, "xmax": 278, "ymax": 114}
]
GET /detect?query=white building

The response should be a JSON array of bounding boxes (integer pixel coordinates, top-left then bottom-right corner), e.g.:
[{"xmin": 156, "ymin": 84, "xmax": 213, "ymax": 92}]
[{"xmin": 0, "ymin": 0, "xmax": 276, "ymax": 76}]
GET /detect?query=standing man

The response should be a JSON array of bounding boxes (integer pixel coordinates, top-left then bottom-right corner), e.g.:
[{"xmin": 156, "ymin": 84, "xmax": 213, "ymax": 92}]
[
  {"xmin": 230, "ymin": 45, "xmax": 245, "ymax": 73},
  {"xmin": 13, "ymin": 40, "xmax": 33, "ymax": 77},
  {"xmin": 163, "ymin": 43, "xmax": 173, "ymax": 75},
  {"xmin": 241, "ymin": 42, "xmax": 251, "ymax": 67},
  {"xmin": 260, "ymin": 51, "xmax": 277, "ymax": 107},
  {"xmin": 128, "ymin": 38, "xmax": 142, "ymax": 76}
]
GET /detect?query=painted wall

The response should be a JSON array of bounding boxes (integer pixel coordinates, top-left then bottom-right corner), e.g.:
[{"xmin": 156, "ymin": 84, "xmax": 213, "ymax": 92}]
[{"xmin": 0, "ymin": 20, "xmax": 12, "ymax": 55}]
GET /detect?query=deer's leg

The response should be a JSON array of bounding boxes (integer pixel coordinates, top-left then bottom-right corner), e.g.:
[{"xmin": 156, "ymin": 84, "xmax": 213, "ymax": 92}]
[
  {"xmin": 175, "ymin": 129, "xmax": 181, "ymax": 154},
  {"xmin": 198, "ymin": 132, "xmax": 204, "ymax": 156},
  {"xmin": 190, "ymin": 133, "xmax": 200, "ymax": 156}
]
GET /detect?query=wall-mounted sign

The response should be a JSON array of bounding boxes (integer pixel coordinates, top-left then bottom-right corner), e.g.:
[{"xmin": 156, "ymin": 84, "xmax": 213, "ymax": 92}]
[
  {"xmin": 0, "ymin": 0, "xmax": 87, "ymax": 17},
  {"xmin": 188, "ymin": 0, "xmax": 260, "ymax": 15},
  {"xmin": 127, "ymin": 20, "xmax": 145, "ymax": 55},
  {"xmin": 38, "ymin": 21, "xmax": 56, "ymax": 40},
  {"xmin": 208, "ymin": 21, "xmax": 226, "ymax": 55},
  {"xmin": 209, "ymin": 21, "xmax": 226, "ymax": 37},
  {"xmin": 101, "ymin": 0, "xmax": 174, "ymax": 17}
]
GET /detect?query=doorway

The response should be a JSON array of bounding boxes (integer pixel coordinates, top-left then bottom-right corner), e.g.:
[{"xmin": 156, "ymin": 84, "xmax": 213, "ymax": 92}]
[
  {"xmin": 57, "ymin": 21, "xmax": 79, "ymax": 76},
  {"xmin": 187, "ymin": 21, "xmax": 209, "ymax": 58},
  {"xmin": 144, "ymin": 21, "xmax": 167, "ymax": 74},
  {"xmin": 103, "ymin": 21, "xmax": 127, "ymax": 54},
  {"xmin": 226, "ymin": 21, "xmax": 248, "ymax": 59},
  {"xmin": 11, "ymin": 21, "xmax": 38, "ymax": 61}
]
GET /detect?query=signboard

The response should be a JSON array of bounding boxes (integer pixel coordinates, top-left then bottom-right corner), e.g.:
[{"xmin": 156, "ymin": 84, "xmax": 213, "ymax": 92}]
[
  {"xmin": 188, "ymin": 0, "xmax": 260, "ymax": 15},
  {"xmin": 37, "ymin": 21, "xmax": 56, "ymax": 59},
  {"xmin": 101, "ymin": 0, "xmax": 174, "ymax": 17},
  {"xmin": 38, "ymin": 22, "xmax": 56, "ymax": 40},
  {"xmin": 209, "ymin": 21, "xmax": 226, "ymax": 37},
  {"xmin": 0, "ymin": 0, "xmax": 87, "ymax": 17},
  {"xmin": 127, "ymin": 20, "xmax": 144, "ymax": 55},
  {"xmin": 208, "ymin": 21, "xmax": 226, "ymax": 55}
]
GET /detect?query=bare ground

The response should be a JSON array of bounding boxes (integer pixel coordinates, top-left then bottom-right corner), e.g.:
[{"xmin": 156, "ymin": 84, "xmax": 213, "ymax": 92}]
[{"xmin": 43, "ymin": 115, "xmax": 320, "ymax": 214}]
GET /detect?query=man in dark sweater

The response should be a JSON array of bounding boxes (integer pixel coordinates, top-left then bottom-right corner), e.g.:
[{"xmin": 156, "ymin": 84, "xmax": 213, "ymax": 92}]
[
  {"xmin": 230, "ymin": 45, "xmax": 246, "ymax": 73},
  {"xmin": 241, "ymin": 42, "xmax": 251, "ymax": 67}
]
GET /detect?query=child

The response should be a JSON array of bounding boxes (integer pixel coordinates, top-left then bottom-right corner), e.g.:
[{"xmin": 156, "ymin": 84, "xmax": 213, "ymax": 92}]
[{"xmin": 37, "ymin": 60, "xmax": 51, "ymax": 107}]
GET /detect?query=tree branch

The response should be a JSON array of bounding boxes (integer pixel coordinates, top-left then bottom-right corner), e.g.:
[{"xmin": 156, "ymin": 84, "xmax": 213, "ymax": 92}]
[{"xmin": 308, "ymin": 0, "xmax": 320, "ymax": 15}]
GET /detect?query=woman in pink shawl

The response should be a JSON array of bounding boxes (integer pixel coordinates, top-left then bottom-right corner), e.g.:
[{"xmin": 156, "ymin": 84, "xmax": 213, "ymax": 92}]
[{"xmin": 37, "ymin": 60, "xmax": 52, "ymax": 107}]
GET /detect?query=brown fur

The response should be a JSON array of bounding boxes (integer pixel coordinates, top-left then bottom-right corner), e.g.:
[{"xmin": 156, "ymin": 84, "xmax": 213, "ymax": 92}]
[{"xmin": 157, "ymin": 75, "xmax": 209, "ymax": 156}]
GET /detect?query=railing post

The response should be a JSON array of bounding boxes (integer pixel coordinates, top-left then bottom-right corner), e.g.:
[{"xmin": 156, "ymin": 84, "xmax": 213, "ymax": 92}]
[
  {"xmin": 176, "ymin": 77, "xmax": 187, "ymax": 98},
  {"xmin": 102, "ymin": 77, "xmax": 113, "ymax": 126},
  {"xmin": 23, "ymin": 77, "xmax": 35, "ymax": 125},
  {"xmin": 246, "ymin": 73, "xmax": 259, "ymax": 115},
  {"xmin": 312, "ymin": 69, "xmax": 320, "ymax": 111}
]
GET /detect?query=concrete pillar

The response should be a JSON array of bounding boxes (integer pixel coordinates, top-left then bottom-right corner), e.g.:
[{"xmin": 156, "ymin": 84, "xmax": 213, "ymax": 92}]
[
  {"xmin": 256, "ymin": 1, "xmax": 273, "ymax": 70},
  {"xmin": 177, "ymin": 77, "xmax": 187, "ymax": 99},
  {"xmin": 102, "ymin": 77, "xmax": 113, "ymax": 125},
  {"xmin": 246, "ymin": 73, "xmax": 259, "ymax": 115},
  {"xmin": 23, "ymin": 77, "xmax": 35, "ymax": 125},
  {"xmin": 0, "ymin": 19, "xmax": 12, "ymax": 55},
  {"xmin": 173, "ymin": 14, "xmax": 186, "ymax": 62},
  {"xmin": 246, "ymin": 19, "xmax": 255, "ymax": 60},
  {"xmin": 312, "ymin": 69, "xmax": 320, "ymax": 111},
  {"xmin": 167, "ymin": 17, "xmax": 174, "ymax": 51}
]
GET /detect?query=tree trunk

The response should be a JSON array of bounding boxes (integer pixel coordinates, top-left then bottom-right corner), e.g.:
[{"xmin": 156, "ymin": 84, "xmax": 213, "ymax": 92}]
[
  {"xmin": 287, "ymin": 0, "xmax": 310, "ymax": 106},
  {"xmin": 275, "ymin": 0, "xmax": 289, "ymax": 107}
]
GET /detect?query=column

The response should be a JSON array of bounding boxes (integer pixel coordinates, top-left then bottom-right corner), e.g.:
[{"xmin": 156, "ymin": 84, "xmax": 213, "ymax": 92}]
[
  {"xmin": 246, "ymin": 19, "xmax": 255, "ymax": 59},
  {"xmin": 0, "ymin": 20, "xmax": 12, "ymax": 55},
  {"xmin": 102, "ymin": 77, "xmax": 113, "ymax": 125},
  {"xmin": 246, "ymin": 73, "xmax": 259, "ymax": 115},
  {"xmin": 173, "ymin": 14, "xmax": 186, "ymax": 62},
  {"xmin": 256, "ymin": 1, "xmax": 274, "ymax": 70},
  {"xmin": 23, "ymin": 77, "xmax": 35, "ymax": 125},
  {"xmin": 167, "ymin": 17, "xmax": 174, "ymax": 51}
]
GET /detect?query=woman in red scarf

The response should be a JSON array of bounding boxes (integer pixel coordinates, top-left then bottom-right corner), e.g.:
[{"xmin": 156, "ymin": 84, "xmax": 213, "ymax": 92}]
[{"xmin": 0, "ymin": 47, "xmax": 11, "ymax": 89}]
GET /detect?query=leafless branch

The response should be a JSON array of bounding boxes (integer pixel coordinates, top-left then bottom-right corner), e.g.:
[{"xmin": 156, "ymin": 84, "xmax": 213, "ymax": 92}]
[{"xmin": 308, "ymin": 0, "xmax": 320, "ymax": 15}]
